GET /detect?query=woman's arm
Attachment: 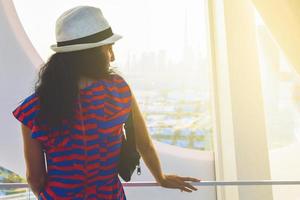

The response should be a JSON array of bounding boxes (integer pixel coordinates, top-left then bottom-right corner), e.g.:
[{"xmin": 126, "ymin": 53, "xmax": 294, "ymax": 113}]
[
  {"xmin": 21, "ymin": 124, "xmax": 47, "ymax": 198},
  {"xmin": 130, "ymin": 91, "xmax": 201, "ymax": 192}
]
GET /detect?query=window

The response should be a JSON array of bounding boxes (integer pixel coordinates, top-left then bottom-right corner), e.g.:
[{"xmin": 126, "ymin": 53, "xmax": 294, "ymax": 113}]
[
  {"xmin": 255, "ymin": 11, "xmax": 300, "ymax": 200},
  {"xmin": 13, "ymin": 0, "xmax": 214, "ymax": 151}
]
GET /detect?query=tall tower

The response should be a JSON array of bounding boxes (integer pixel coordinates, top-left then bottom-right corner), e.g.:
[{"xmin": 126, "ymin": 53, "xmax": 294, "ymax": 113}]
[{"xmin": 183, "ymin": 7, "xmax": 194, "ymax": 70}]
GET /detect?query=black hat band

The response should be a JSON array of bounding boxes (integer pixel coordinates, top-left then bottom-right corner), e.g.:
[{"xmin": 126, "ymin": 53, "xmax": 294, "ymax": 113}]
[{"xmin": 57, "ymin": 27, "xmax": 113, "ymax": 47}]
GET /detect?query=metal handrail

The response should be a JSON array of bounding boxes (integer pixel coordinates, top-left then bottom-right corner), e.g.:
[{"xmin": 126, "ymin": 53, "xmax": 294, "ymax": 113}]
[
  {"xmin": 122, "ymin": 180, "xmax": 300, "ymax": 187},
  {"xmin": 1, "ymin": 180, "xmax": 300, "ymax": 189}
]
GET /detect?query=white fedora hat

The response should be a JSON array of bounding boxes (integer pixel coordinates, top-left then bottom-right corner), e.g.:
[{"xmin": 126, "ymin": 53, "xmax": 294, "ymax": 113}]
[{"xmin": 50, "ymin": 5, "xmax": 122, "ymax": 53}]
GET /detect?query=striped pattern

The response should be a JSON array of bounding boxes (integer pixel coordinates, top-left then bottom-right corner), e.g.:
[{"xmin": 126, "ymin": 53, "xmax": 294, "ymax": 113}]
[{"xmin": 12, "ymin": 74, "xmax": 132, "ymax": 200}]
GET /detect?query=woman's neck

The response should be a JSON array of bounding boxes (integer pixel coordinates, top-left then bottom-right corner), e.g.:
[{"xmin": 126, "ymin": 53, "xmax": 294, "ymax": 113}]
[{"xmin": 78, "ymin": 77, "xmax": 97, "ymax": 89}]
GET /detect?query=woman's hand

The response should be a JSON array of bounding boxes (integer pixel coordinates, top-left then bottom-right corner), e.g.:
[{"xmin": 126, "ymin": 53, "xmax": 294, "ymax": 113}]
[{"xmin": 158, "ymin": 174, "xmax": 201, "ymax": 192}]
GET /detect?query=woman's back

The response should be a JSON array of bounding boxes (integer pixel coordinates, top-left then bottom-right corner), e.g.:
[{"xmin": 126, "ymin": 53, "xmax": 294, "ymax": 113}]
[{"xmin": 12, "ymin": 74, "xmax": 131, "ymax": 199}]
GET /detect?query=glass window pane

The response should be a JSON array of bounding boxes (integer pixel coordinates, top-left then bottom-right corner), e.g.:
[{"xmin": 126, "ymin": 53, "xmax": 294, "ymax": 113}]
[
  {"xmin": 255, "ymin": 10, "xmax": 300, "ymax": 200},
  {"xmin": 13, "ymin": 0, "xmax": 214, "ymax": 151}
]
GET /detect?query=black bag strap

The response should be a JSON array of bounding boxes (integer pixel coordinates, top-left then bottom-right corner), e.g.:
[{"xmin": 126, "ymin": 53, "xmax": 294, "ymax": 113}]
[
  {"xmin": 123, "ymin": 109, "xmax": 141, "ymax": 175},
  {"xmin": 124, "ymin": 110, "xmax": 136, "ymax": 147}
]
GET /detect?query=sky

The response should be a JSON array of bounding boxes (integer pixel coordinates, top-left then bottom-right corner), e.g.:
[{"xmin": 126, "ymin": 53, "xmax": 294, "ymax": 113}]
[{"xmin": 13, "ymin": 0, "xmax": 209, "ymax": 64}]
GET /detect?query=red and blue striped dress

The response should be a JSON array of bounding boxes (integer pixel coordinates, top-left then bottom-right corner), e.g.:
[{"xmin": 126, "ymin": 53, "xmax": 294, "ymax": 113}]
[{"xmin": 12, "ymin": 74, "xmax": 132, "ymax": 200}]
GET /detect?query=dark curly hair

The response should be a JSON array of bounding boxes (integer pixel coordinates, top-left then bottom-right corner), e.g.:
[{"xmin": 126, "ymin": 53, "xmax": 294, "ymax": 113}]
[{"xmin": 34, "ymin": 45, "xmax": 117, "ymax": 128}]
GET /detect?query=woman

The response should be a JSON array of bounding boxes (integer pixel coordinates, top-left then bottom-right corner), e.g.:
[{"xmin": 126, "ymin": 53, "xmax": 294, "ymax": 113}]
[{"xmin": 12, "ymin": 5, "xmax": 201, "ymax": 199}]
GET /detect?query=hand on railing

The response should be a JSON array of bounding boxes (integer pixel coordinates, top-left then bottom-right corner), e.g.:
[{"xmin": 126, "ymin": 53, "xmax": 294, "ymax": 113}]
[{"xmin": 157, "ymin": 174, "xmax": 201, "ymax": 193}]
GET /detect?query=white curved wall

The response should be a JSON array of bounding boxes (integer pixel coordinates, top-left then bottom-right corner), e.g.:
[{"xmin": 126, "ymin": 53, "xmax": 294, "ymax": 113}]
[
  {"xmin": 0, "ymin": 1, "xmax": 216, "ymax": 199},
  {"xmin": 0, "ymin": 0, "xmax": 43, "ymax": 176}
]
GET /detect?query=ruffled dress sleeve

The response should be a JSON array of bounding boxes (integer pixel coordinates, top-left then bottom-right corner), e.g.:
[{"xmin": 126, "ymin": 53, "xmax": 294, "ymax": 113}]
[
  {"xmin": 12, "ymin": 93, "xmax": 47, "ymax": 142},
  {"xmin": 12, "ymin": 93, "xmax": 39, "ymax": 129}
]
